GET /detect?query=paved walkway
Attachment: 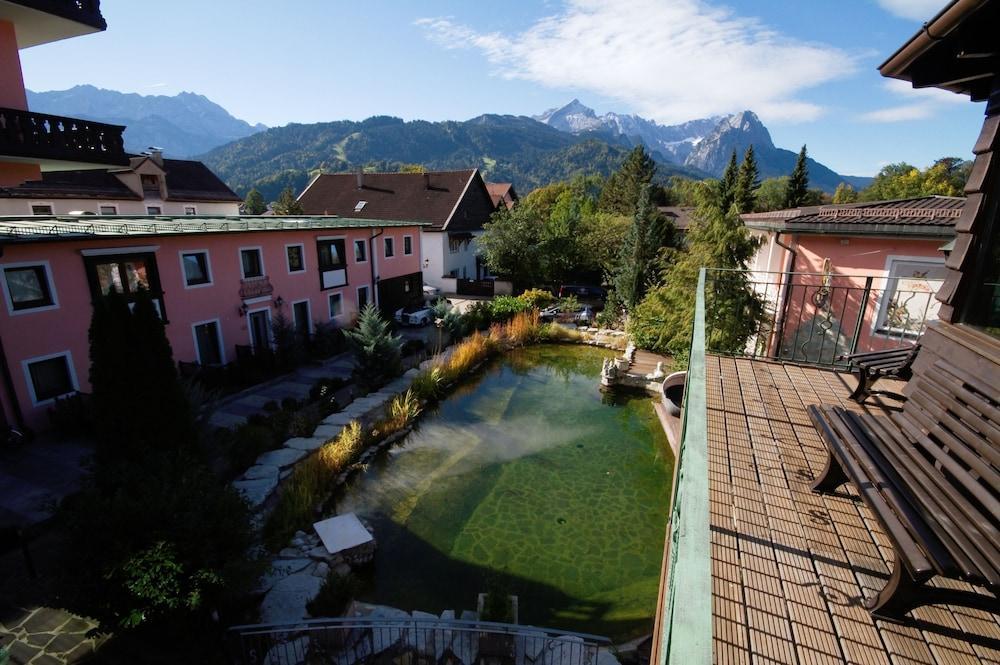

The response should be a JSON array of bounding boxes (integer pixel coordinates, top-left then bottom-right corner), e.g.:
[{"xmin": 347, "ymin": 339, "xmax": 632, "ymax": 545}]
[{"xmin": 0, "ymin": 436, "xmax": 92, "ymax": 530}]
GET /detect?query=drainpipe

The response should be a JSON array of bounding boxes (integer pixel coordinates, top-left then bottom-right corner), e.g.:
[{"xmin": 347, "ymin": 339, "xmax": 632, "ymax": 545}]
[
  {"xmin": 369, "ymin": 227, "xmax": 384, "ymax": 309},
  {"xmin": 771, "ymin": 231, "xmax": 798, "ymax": 358}
]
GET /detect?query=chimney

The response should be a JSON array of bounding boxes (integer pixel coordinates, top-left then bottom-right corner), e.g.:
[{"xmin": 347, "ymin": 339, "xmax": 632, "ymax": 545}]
[
  {"xmin": 423, "ymin": 173, "xmax": 430, "ymax": 190},
  {"xmin": 356, "ymin": 169, "xmax": 364, "ymax": 189},
  {"xmin": 146, "ymin": 146, "xmax": 164, "ymax": 166}
]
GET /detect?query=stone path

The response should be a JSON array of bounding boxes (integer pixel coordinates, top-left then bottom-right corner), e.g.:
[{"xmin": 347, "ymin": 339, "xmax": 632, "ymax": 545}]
[
  {"xmin": 207, "ymin": 353, "xmax": 355, "ymax": 429},
  {"xmin": 0, "ymin": 606, "xmax": 101, "ymax": 664},
  {"xmin": 0, "ymin": 436, "xmax": 92, "ymax": 529}
]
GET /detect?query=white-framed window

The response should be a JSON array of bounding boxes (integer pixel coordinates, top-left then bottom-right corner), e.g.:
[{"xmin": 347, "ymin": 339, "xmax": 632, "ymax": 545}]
[
  {"xmin": 328, "ymin": 292, "xmax": 343, "ymax": 319},
  {"xmin": 317, "ymin": 237, "xmax": 347, "ymax": 289},
  {"xmin": 384, "ymin": 237, "xmax": 395, "ymax": 258},
  {"xmin": 179, "ymin": 250, "xmax": 212, "ymax": 288},
  {"xmin": 23, "ymin": 350, "xmax": 78, "ymax": 406},
  {"xmin": 184, "ymin": 206, "xmax": 197, "ymax": 215},
  {"xmin": 146, "ymin": 205, "xmax": 162, "ymax": 215},
  {"xmin": 99, "ymin": 204, "xmax": 118, "ymax": 215},
  {"xmin": 357, "ymin": 285, "xmax": 370, "ymax": 309},
  {"xmin": 1, "ymin": 260, "xmax": 59, "ymax": 315},
  {"xmin": 354, "ymin": 239, "xmax": 367, "ymax": 263},
  {"xmin": 239, "ymin": 247, "xmax": 265, "ymax": 279},
  {"xmin": 403, "ymin": 235, "xmax": 413, "ymax": 256},
  {"xmin": 192, "ymin": 319, "xmax": 225, "ymax": 365},
  {"xmin": 291, "ymin": 299, "xmax": 312, "ymax": 337},
  {"xmin": 286, "ymin": 243, "xmax": 306, "ymax": 273},
  {"xmin": 30, "ymin": 203, "xmax": 53, "ymax": 215},
  {"xmin": 448, "ymin": 236, "xmax": 461, "ymax": 254},
  {"xmin": 873, "ymin": 256, "xmax": 947, "ymax": 336}
]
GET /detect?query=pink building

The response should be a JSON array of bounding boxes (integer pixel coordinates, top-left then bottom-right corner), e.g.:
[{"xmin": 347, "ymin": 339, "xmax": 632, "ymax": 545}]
[
  {"xmin": 0, "ymin": 215, "xmax": 424, "ymax": 431},
  {"xmin": 741, "ymin": 195, "xmax": 963, "ymax": 363}
]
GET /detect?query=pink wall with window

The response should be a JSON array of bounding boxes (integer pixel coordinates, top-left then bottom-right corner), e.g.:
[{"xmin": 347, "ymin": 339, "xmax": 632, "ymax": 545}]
[
  {"xmin": 0, "ymin": 224, "xmax": 422, "ymax": 431},
  {"xmin": 766, "ymin": 233, "xmax": 948, "ymax": 361}
]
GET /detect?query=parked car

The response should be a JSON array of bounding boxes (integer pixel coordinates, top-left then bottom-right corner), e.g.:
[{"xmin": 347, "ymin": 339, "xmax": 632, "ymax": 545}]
[
  {"xmin": 394, "ymin": 298, "xmax": 452, "ymax": 327},
  {"xmin": 540, "ymin": 304, "xmax": 594, "ymax": 325}
]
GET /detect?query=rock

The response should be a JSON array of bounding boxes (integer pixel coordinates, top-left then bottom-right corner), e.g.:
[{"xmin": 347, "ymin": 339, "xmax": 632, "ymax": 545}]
[
  {"xmin": 256, "ymin": 447, "xmax": 308, "ymax": 469},
  {"xmin": 312, "ymin": 562, "xmax": 330, "ymax": 578},
  {"xmin": 285, "ymin": 436, "xmax": 326, "ymax": 451},
  {"xmin": 260, "ymin": 571, "xmax": 324, "ymax": 624},
  {"xmin": 311, "ymin": 424, "xmax": 341, "ymax": 440},
  {"xmin": 233, "ymin": 476, "xmax": 278, "ymax": 508},
  {"xmin": 334, "ymin": 563, "xmax": 352, "ymax": 577},
  {"xmin": 255, "ymin": 558, "xmax": 313, "ymax": 594},
  {"xmin": 322, "ymin": 413, "xmax": 355, "ymax": 427},
  {"xmin": 278, "ymin": 548, "xmax": 302, "ymax": 559},
  {"xmin": 440, "ymin": 609, "xmax": 455, "ymax": 620},
  {"xmin": 263, "ymin": 636, "xmax": 310, "ymax": 665},
  {"xmin": 243, "ymin": 464, "xmax": 280, "ymax": 480},
  {"xmin": 459, "ymin": 610, "xmax": 479, "ymax": 622},
  {"xmin": 307, "ymin": 546, "xmax": 333, "ymax": 562}
]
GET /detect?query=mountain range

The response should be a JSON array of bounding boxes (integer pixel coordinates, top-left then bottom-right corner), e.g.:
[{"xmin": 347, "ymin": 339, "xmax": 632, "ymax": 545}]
[
  {"xmin": 26, "ymin": 87, "xmax": 869, "ymax": 200},
  {"xmin": 26, "ymin": 85, "xmax": 266, "ymax": 158},
  {"xmin": 534, "ymin": 100, "xmax": 870, "ymax": 192}
]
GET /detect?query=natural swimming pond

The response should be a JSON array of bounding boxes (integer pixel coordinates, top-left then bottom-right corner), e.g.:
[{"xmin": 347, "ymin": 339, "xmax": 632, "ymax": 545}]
[{"xmin": 335, "ymin": 345, "xmax": 673, "ymax": 641}]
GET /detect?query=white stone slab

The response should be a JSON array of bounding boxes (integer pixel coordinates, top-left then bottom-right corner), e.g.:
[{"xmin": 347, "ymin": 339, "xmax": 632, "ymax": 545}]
[
  {"xmin": 311, "ymin": 425, "xmax": 341, "ymax": 440},
  {"xmin": 233, "ymin": 476, "xmax": 278, "ymax": 508},
  {"xmin": 284, "ymin": 436, "xmax": 326, "ymax": 451},
  {"xmin": 256, "ymin": 447, "xmax": 308, "ymax": 469},
  {"xmin": 313, "ymin": 513, "xmax": 374, "ymax": 555},
  {"xmin": 243, "ymin": 464, "xmax": 280, "ymax": 480},
  {"xmin": 322, "ymin": 413, "xmax": 355, "ymax": 426}
]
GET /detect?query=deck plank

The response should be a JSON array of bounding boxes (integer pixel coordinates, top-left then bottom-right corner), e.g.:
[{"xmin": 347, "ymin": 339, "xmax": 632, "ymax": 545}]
[{"xmin": 706, "ymin": 357, "xmax": 999, "ymax": 665}]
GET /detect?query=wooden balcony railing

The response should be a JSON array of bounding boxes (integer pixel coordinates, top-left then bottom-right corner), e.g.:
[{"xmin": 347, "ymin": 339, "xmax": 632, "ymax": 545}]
[
  {"xmin": 7, "ymin": 0, "xmax": 107, "ymax": 31},
  {"xmin": 0, "ymin": 107, "xmax": 127, "ymax": 166}
]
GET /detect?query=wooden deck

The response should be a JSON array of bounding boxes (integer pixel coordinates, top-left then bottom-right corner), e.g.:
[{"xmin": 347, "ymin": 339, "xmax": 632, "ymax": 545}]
[{"xmin": 706, "ymin": 356, "xmax": 1000, "ymax": 665}]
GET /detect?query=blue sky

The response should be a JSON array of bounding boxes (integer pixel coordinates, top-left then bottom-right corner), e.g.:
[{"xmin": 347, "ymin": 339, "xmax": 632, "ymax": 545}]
[{"xmin": 19, "ymin": 0, "xmax": 986, "ymax": 177}]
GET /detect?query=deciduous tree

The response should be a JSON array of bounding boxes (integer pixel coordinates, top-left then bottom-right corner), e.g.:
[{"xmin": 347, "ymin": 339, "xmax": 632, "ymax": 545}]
[
  {"xmin": 242, "ymin": 188, "xmax": 267, "ymax": 215},
  {"xmin": 272, "ymin": 186, "xmax": 304, "ymax": 215}
]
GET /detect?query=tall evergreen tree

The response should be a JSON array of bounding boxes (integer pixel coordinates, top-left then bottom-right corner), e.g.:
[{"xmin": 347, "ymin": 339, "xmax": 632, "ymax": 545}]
[
  {"xmin": 597, "ymin": 146, "xmax": 656, "ymax": 215},
  {"xmin": 272, "ymin": 186, "xmax": 304, "ymax": 215},
  {"xmin": 734, "ymin": 145, "xmax": 760, "ymax": 214},
  {"xmin": 345, "ymin": 304, "xmax": 403, "ymax": 389},
  {"xmin": 784, "ymin": 145, "xmax": 810, "ymax": 208},
  {"xmin": 612, "ymin": 184, "xmax": 674, "ymax": 310},
  {"xmin": 717, "ymin": 150, "xmax": 739, "ymax": 213},
  {"xmin": 242, "ymin": 188, "xmax": 267, "ymax": 215}
]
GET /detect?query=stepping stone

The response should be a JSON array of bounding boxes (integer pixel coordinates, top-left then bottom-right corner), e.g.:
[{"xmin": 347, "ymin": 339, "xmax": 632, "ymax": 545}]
[
  {"xmin": 232, "ymin": 394, "xmax": 273, "ymax": 408},
  {"xmin": 322, "ymin": 413, "xmax": 355, "ymax": 427},
  {"xmin": 233, "ymin": 476, "xmax": 278, "ymax": 508},
  {"xmin": 225, "ymin": 402, "xmax": 263, "ymax": 417},
  {"xmin": 313, "ymin": 513, "xmax": 374, "ymax": 555},
  {"xmin": 310, "ymin": 425, "xmax": 341, "ymax": 440},
  {"xmin": 404, "ymin": 368, "xmax": 421, "ymax": 378},
  {"xmin": 285, "ymin": 436, "xmax": 326, "ymax": 451},
  {"xmin": 255, "ymin": 448, "xmax": 307, "ymax": 469},
  {"xmin": 243, "ymin": 464, "xmax": 280, "ymax": 481},
  {"xmin": 260, "ymin": 571, "xmax": 323, "ymax": 624}
]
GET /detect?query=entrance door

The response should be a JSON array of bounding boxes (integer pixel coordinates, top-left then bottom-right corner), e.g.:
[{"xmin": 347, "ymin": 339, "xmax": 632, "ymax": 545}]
[
  {"xmin": 248, "ymin": 310, "xmax": 271, "ymax": 352},
  {"xmin": 292, "ymin": 301, "xmax": 310, "ymax": 341}
]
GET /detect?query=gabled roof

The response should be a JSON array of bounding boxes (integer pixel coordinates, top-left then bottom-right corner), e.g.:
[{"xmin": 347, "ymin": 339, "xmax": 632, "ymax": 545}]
[
  {"xmin": 0, "ymin": 157, "xmax": 242, "ymax": 203},
  {"xmin": 297, "ymin": 169, "xmax": 494, "ymax": 231},
  {"xmin": 740, "ymin": 196, "xmax": 965, "ymax": 238},
  {"xmin": 486, "ymin": 182, "xmax": 518, "ymax": 208},
  {"xmin": 657, "ymin": 206, "xmax": 695, "ymax": 231}
]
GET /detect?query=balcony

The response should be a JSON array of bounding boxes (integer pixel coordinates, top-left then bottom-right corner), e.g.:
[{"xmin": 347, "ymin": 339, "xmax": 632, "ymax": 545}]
[
  {"xmin": 0, "ymin": 107, "xmax": 127, "ymax": 169},
  {"xmin": 239, "ymin": 275, "xmax": 274, "ymax": 300},
  {"xmin": 655, "ymin": 268, "xmax": 999, "ymax": 665},
  {"xmin": 0, "ymin": 1, "xmax": 107, "ymax": 48}
]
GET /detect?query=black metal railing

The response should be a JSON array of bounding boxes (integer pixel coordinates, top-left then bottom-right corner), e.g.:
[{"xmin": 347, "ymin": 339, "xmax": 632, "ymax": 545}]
[
  {"xmin": 704, "ymin": 268, "xmax": 943, "ymax": 366},
  {"xmin": 227, "ymin": 617, "xmax": 609, "ymax": 665},
  {"xmin": 7, "ymin": 0, "xmax": 107, "ymax": 31},
  {"xmin": 0, "ymin": 107, "xmax": 126, "ymax": 166}
]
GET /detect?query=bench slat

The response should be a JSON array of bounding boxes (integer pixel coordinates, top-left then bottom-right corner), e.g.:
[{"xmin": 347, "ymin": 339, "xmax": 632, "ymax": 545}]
[
  {"xmin": 915, "ymin": 371, "xmax": 1000, "ymax": 461},
  {"xmin": 846, "ymin": 347, "xmax": 914, "ymax": 361},
  {"xmin": 809, "ymin": 405, "xmax": 936, "ymax": 579}
]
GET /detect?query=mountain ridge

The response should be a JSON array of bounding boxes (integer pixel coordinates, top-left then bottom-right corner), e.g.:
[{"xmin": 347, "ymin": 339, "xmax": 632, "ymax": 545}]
[{"xmin": 25, "ymin": 85, "xmax": 265, "ymax": 158}]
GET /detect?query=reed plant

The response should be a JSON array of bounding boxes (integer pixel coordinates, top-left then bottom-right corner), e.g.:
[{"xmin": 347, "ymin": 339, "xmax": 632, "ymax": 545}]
[
  {"xmin": 379, "ymin": 390, "xmax": 422, "ymax": 434},
  {"xmin": 263, "ymin": 422, "xmax": 365, "ymax": 549},
  {"xmin": 539, "ymin": 323, "xmax": 583, "ymax": 343}
]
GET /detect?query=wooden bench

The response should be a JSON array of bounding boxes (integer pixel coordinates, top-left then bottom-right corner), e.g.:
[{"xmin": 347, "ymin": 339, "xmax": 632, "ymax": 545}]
[
  {"xmin": 841, "ymin": 345, "xmax": 919, "ymax": 403},
  {"xmin": 808, "ymin": 359, "xmax": 999, "ymax": 622}
]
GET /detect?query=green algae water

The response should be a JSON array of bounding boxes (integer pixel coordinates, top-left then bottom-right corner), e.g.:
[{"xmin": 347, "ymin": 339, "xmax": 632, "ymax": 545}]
[{"xmin": 335, "ymin": 345, "xmax": 673, "ymax": 641}]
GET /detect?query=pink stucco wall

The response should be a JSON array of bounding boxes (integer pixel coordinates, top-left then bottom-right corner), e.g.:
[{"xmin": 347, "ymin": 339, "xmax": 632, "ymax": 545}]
[
  {"xmin": 772, "ymin": 233, "xmax": 947, "ymax": 360},
  {"xmin": 0, "ymin": 225, "xmax": 422, "ymax": 430}
]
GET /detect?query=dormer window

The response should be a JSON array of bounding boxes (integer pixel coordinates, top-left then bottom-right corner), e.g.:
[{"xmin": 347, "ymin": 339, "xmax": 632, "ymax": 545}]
[
  {"xmin": 354, "ymin": 201, "xmax": 367, "ymax": 212},
  {"xmin": 141, "ymin": 174, "xmax": 160, "ymax": 195}
]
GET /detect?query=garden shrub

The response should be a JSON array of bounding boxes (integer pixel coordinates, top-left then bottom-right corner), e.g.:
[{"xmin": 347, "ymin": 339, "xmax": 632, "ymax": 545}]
[
  {"xmin": 311, "ymin": 320, "xmax": 345, "ymax": 358},
  {"xmin": 488, "ymin": 295, "xmax": 531, "ymax": 322},
  {"xmin": 306, "ymin": 571, "xmax": 359, "ymax": 618},
  {"xmin": 410, "ymin": 366, "xmax": 446, "ymax": 402},
  {"xmin": 464, "ymin": 301, "xmax": 494, "ymax": 331},
  {"xmin": 227, "ymin": 423, "xmax": 279, "ymax": 471},
  {"xmin": 344, "ymin": 304, "xmax": 403, "ymax": 391},
  {"xmin": 557, "ymin": 294, "xmax": 580, "ymax": 312},
  {"xmin": 48, "ymin": 392, "xmax": 94, "ymax": 436},
  {"xmin": 517, "ymin": 288, "xmax": 555, "ymax": 309}
]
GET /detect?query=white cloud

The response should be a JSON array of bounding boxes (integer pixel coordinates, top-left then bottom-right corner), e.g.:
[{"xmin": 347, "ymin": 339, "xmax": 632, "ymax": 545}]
[
  {"xmin": 859, "ymin": 79, "xmax": 965, "ymax": 122},
  {"xmin": 415, "ymin": 0, "xmax": 856, "ymax": 125},
  {"xmin": 875, "ymin": 0, "xmax": 944, "ymax": 21}
]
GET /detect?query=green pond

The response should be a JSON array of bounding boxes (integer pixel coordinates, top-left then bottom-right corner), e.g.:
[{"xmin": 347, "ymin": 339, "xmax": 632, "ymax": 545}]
[{"xmin": 334, "ymin": 345, "xmax": 673, "ymax": 641}]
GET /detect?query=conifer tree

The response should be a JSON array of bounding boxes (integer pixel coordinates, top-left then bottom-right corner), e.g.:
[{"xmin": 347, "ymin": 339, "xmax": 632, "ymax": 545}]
[
  {"xmin": 717, "ymin": 150, "xmax": 739, "ymax": 213},
  {"xmin": 272, "ymin": 186, "xmax": 304, "ymax": 215},
  {"xmin": 612, "ymin": 184, "xmax": 674, "ymax": 310},
  {"xmin": 734, "ymin": 145, "xmax": 760, "ymax": 214},
  {"xmin": 242, "ymin": 188, "xmax": 267, "ymax": 215},
  {"xmin": 784, "ymin": 145, "xmax": 810, "ymax": 208},
  {"xmin": 597, "ymin": 146, "xmax": 656, "ymax": 215},
  {"xmin": 345, "ymin": 304, "xmax": 403, "ymax": 389}
]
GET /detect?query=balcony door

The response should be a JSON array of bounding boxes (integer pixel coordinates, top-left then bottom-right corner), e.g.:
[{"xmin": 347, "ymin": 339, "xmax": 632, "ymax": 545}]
[{"xmin": 248, "ymin": 309, "xmax": 271, "ymax": 353}]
